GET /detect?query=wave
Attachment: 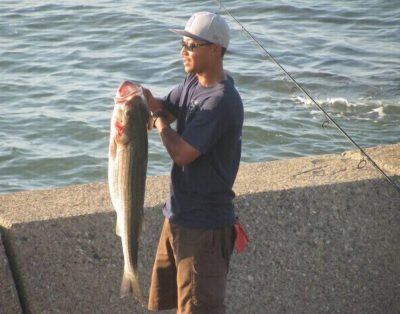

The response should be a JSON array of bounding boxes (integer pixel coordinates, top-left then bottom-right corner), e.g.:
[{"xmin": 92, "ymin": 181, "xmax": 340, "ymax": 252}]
[{"xmin": 292, "ymin": 96, "xmax": 395, "ymax": 121}]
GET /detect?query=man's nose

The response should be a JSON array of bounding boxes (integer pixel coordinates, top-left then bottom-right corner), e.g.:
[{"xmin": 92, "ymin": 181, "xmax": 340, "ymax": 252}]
[{"xmin": 181, "ymin": 47, "xmax": 189, "ymax": 56}]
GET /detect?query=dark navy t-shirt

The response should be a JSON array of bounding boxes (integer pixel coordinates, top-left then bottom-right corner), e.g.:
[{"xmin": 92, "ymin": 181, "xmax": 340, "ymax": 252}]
[{"xmin": 161, "ymin": 73, "xmax": 244, "ymax": 229}]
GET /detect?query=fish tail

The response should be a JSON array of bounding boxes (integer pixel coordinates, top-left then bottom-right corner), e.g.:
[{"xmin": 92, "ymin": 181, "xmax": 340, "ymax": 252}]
[{"xmin": 120, "ymin": 270, "xmax": 144, "ymax": 304}]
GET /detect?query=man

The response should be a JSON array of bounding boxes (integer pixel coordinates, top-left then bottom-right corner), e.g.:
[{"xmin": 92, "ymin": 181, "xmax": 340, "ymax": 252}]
[{"xmin": 143, "ymin": 11, "xmax": 244, "ymax": 314}]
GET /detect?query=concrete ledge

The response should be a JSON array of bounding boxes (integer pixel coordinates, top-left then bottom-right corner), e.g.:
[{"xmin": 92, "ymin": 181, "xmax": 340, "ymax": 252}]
[
  {"xmin": 0, "ymin": 143, "xmax": 399, "ymax": 313},
  {"xmin": 0, "ymin": 231, "xmax": 22, "ymax": 314}
]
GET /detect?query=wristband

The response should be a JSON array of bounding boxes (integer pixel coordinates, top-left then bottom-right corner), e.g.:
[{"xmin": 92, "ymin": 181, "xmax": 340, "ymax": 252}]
[{"xmin": 152, "ymin": 110, "xmax": 168, "ymax": 128}]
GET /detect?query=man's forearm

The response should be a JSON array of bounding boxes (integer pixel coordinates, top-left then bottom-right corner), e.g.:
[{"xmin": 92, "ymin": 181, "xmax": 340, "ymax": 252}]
[{"xmin": 154, "ymin": 118, "xmax": 200, "ymax": 166}]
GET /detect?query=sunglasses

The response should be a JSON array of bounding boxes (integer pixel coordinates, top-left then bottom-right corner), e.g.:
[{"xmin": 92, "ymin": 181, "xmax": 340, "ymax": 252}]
[{"xmin": 181, "ymin": 40, "xmax": 213, "ymax": 52}]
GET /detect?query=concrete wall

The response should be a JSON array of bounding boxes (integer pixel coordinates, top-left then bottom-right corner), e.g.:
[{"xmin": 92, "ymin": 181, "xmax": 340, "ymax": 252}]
[
  {"xmin": 0, "ymin": 144, "xmax": 399, "ymax": 314},
  {"xmin": 0, "ymin": 232, "xmax": 22, "ymax": 314}
]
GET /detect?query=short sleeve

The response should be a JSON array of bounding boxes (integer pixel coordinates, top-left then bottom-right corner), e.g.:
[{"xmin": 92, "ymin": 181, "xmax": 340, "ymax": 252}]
[{"xmin": 162, "ymin": 82, "xmax": 184, "ymax": 118}]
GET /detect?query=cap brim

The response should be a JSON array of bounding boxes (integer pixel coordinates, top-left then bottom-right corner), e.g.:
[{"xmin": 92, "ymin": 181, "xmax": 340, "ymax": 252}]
[{"xmin": 169, "ymin": 29, "xmax": 211, "ymax": 43}]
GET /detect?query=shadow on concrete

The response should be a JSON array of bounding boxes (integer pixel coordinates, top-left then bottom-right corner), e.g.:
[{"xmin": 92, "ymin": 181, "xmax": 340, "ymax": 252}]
[
  {"xmin": 230, "ymin": 176, "xmax": 399, "ymax": 314},
  {"xmin": 2, "ymin": 176, "xmax": 399, "ymax": 314}
]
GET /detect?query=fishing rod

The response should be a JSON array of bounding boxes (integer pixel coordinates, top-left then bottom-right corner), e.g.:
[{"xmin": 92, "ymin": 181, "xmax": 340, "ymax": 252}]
[{"xmin": 215, "ymin": 0, "xmax": 400, "ymax": 195}]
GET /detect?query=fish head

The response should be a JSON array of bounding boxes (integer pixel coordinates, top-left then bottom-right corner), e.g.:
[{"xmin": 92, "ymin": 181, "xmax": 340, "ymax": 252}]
[{"xmin": 113, "ymin": 81, "xmax": 149, "ymax": 145}]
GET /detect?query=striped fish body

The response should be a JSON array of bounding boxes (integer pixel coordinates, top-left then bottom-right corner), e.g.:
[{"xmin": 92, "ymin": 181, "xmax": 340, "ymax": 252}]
[{"xmin": 108, "ymin": 81, "xmax": 149, "ymax": 303}]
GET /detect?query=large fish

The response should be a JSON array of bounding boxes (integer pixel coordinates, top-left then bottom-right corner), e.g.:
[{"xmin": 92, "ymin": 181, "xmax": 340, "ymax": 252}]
[{"xmin": 108, "ymin": 80, "xmax": 150, "ymax": 303}]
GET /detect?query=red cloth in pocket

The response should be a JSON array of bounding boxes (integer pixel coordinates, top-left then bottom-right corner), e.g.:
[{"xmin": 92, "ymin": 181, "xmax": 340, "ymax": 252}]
[{"xmin": 234, "ymin": 223, "xmax": 250, "ymax": 253}]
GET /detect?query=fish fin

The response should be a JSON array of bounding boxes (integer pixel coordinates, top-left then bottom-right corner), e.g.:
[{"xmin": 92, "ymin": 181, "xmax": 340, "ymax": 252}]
[
  {"xmin": 110, "ymin": 138, "xmax": 117, "ymax": 160},
  {"xmin": 115, "ymin": 220, "xmax": 121, "ymax": 237},
  {"xmin": 120, "ymin": 271, "xmax": 144, "ymax": 304}
]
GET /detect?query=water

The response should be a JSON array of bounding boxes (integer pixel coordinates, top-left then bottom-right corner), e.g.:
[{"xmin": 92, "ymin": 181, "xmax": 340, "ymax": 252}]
[{"xmin": 1, "ymin": 0, "xmax": 399, "ymax": 193}]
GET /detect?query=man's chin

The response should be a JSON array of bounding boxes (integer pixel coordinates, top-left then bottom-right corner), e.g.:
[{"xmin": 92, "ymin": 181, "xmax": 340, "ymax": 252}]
[{"xmin": 183, "ymin": 65, "xmax": 194, "ymax": 74}]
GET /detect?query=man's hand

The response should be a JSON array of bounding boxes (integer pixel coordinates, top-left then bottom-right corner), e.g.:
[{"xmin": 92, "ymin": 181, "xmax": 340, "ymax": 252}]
[
  {"xmin": 142, "ymin": 86, "xmax": 177, "ymax": 128},
  {"xmin": 142, "ymin": 87, "xmax": 162, "ymax": 113}
]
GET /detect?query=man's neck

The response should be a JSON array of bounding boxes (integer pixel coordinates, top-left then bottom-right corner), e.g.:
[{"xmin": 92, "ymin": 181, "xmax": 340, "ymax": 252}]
[{"xmin": 196, "ymin": 65, "xmax": 226, "ymax": 88}]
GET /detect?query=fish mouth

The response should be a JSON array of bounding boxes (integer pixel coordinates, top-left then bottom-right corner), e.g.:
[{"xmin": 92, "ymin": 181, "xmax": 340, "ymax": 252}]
[
  {"xmin": 115, "ymin": 81, "xmax": 144, "ymax": 104},
  {"xmin": 117, "ymin": 81, "xmax": 142, "ymax": 96},
  {"xmin": 115, "ymin": 93, "xmax": 142, "ymax": 105}
]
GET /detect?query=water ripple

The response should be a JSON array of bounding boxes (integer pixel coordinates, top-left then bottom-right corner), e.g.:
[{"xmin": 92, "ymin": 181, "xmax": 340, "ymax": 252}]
[{"xmin": 1, "ymin": 0, "xmax": 399, "ymax": 193}]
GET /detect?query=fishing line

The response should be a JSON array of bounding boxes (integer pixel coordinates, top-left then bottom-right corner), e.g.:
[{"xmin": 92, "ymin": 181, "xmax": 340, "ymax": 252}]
[{"xmin": 215, "ymin": 0, "xmax": 400, "ymax": 194}]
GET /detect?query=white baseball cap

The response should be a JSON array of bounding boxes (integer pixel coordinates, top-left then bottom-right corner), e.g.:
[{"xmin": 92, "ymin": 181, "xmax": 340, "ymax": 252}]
[{"xmin": 170, "ymin": 12, "xmax": 230, "ymax": 48}]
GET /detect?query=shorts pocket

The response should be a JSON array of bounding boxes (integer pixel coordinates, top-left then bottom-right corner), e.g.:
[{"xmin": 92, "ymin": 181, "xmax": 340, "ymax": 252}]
[{"xmin": 191, "ymin": 242, "xmax": 227, "ymax": 308}]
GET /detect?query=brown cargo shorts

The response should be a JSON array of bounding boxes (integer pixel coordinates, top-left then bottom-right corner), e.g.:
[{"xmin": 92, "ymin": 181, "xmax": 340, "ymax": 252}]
[{"xmin": 148, "ymin": 218, "xmax": 235, "ymax": 314}]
